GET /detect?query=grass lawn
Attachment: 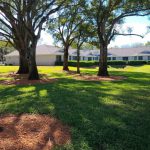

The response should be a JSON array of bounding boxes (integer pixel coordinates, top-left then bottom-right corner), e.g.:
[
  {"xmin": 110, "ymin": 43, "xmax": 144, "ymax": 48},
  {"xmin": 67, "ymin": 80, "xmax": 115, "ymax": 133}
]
[{"xmin": 0, "ymin": 65, "xmax": 150, "ymax": 150}]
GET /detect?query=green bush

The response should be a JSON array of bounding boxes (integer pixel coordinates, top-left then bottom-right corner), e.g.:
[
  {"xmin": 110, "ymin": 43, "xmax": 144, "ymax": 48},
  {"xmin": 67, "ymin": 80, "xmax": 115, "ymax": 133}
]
[
  {"xmin": 55, "ymin": 61, "xmax": 63, "ymax": 66},
  {"xmin": 69, "ymin": 61, "xmax": 98, "ymax": 67},
  {"xmin": 127, "ymin": 61, "xmax": 147, "ymax": 66},
  {"xmin": 55, "ymin": 60, "xmax": 150, "ymax": 67},
  {"xmin": 147, "ymin": 61, "xmax": 150, "ymax": 65},
  {"xmin": 107, "ymin": 61, "xmax": 127, "ymax": 66}
]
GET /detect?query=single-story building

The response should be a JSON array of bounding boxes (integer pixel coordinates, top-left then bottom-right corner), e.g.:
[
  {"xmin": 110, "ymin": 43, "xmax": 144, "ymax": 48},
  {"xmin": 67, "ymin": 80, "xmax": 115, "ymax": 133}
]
[
  {"xmin": 69, "ymin": 47, "xmax": 150, "ymax": 61},
  {"xmin": 5, "ymin": 45, "xmax": 150, "ymax": 66},
  {"xmin": 5, "ymin": 45, "xmax": 64, "ymax": 66}
]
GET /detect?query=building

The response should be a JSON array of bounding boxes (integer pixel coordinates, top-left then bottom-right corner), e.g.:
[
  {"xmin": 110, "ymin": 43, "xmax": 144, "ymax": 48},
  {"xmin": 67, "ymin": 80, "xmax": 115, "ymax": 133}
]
[
  {"xmin": 68, "ymin": 47, "xmax": 150, "ymax": 61},
  {"xmin": 5, "ymin": 45, "xmax": 150, "ymax": 66},
  {"xmin": 5, "ymin": 45, "xmax": 64, "ymax": 66}
]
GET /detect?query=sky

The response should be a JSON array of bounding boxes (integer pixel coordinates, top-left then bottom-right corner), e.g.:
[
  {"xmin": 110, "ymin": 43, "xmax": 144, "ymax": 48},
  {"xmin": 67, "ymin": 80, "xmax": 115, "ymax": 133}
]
[{"xmin": 38, "ymin": 16, "xmax": 150, "ymax": 48}]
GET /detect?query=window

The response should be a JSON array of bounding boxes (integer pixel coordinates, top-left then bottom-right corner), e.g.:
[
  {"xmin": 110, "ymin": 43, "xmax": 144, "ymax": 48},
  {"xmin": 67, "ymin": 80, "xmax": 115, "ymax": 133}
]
[
  {"xmin": 138, "ymin": 56, "xmax": 143, "ymax": 60},
  {"xmin": 69, "ymin": 56, "xmax": 72, "ymax": 60},
  {"xmin": 82, "ymin": 57, "xmax": 85, "ymax": 61},
  {"xmin": 112, "ymin": 57, "xmax": 116, "ymax": 60},
  {"xmin": 107, "ymin": 57, "xmax": 111, "ymax": 60},
  {"xmin": 123, "ymin": 57, "xmax": 128, "ymax": 61},
  {"xmin": 148, "ymin": 56, "xmax": 150, "ymax": 60},
  {"xmin": 134, "ymin": 56, "xmax": 137, "ymax": 60},
  {"xmin": 88, "ymin": 57, "xmax": 92, "ymax": 61},
  {"xmin": 56, "ymin": 55, "xmax": 62, "ymax": 62},
  {"xmin": 72, "ymin": 56, "xmax": 77, "ymax": 60}
]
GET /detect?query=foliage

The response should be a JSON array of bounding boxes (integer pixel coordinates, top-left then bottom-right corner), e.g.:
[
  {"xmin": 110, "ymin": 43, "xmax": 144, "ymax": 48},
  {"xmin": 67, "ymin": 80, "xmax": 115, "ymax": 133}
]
[
  {"xmin": 128, "ymin": 60, "xmax": 148, "ymax": 65},
  {"xmin": 0, "ymin": 40, "xmax": 14, "ymax": 62},
  {"xmin": 55, "ymin": 60, "xmax": 150, "ymax": 67},
  {"xmin": 145, "ymin": 41, "xmax": 150, "ymax": 46},
  {"xmin": 86, "ymin": 0, "xmax": 150, "ymax": 76}
]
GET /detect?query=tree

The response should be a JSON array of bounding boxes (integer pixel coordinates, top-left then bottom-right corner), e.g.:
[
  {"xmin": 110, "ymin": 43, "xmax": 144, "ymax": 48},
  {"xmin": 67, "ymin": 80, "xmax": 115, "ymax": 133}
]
[
  {"xmin": 145, "ymin": 41, "xmax": 150, "ymax": 46},
  {"xmin": 72, "ymin": 23, "xmax": 92, "ymax": 74},
  {"xmin": 0, "ymin": 0, "xmax": 64, "ymax": 79},
  {"xmin": 48, "ymin": 0, "xmax": 86, "ymax": 71},
  {"xmin": 0, "ymin": 40, "xmax": 13, "ymax": 63},
  {"xmin": 88, "ymin": 0, "xmax": 150, "ymax": 76}
]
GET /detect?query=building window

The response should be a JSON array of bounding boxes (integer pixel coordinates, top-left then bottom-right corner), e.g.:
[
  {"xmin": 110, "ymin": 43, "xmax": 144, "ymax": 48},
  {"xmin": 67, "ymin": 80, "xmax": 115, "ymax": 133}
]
[
  {"xmin": 148, "ymin": 56, "xmax": 150, "ymax": 60},
  {"xmin": 88, "ymin": 57, "xmax": 92, "ymax": 61},
  {"xmin": 138, "ymin": 56, "xmax": 143, "ymax": 60},
  {"xmin": 72, "ymin": 56, "xmax": 77, "ymax": 60},
  {"xmin": 107, "ymin": 57, "xmax": 111, "ymax": 60},
  {"xmin": 112, "ymin": 57, "xmax": 116, "ymax": 60},
  {"xmin": 56, "ymin": 55, "xmax": 62, "ymax": 62},
  {"xmin": 134, "ymin": 56, "xmax": 137, "ymax": 60},
  {"xmin": 123, "ymin": 57, "xmax": 128, "ymax": 61},
  {"xmin": 69, "ymin": 56, "xmax": 72, "ymax": 60},
  {"xmin": 82, "ymin": 57, "xmax": 85, "ymax": 60}
]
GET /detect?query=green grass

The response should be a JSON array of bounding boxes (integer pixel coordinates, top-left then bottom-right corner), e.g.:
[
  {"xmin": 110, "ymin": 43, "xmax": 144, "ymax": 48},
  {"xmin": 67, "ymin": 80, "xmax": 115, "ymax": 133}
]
[{"xmin": 0, "ymin": 65, "xmax": 150, "ymax": 150}]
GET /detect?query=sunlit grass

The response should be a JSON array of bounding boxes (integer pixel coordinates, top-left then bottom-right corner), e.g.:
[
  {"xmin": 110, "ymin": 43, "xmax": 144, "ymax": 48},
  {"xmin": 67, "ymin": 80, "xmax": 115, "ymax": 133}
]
[{"xmin": 0, "ymin": 65, "xmax": 150, "ymax": 150}]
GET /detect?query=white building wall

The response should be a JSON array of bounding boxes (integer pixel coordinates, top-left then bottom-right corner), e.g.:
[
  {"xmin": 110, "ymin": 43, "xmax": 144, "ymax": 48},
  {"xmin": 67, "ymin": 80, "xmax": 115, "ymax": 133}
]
[
  {"xmin": 6, "ymin": 54, "xmax": 57, "ymax": 66},
  {"xmin": 5, "ymin": 56, "xmax": 19, "ymax": 65},
  {"xmin": 128, "ymin": 56, "xmax": 134, "ymax": 61},
  {"xmin": 116, "ymin": 57, "xmax": 122, "ymax": 60},
  {"xmin": 143, "ymin": 56, "xmax": 148, "ymax": 61},
  {"xmin": 36, "ymin": 55, "xmax": 56, "ymax": 66}
]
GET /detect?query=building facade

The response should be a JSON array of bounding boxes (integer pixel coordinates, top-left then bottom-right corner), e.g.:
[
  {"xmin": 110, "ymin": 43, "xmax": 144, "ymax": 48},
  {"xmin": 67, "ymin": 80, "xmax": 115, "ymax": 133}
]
[{"xmin": 5, "ymin": 45, "xmax": 150, "ymax": 66}]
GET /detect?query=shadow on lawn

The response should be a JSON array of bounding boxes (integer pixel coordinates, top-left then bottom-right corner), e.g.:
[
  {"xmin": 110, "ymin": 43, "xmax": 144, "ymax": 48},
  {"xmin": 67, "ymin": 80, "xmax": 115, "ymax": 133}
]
[{"xmin": 0, "ymin": 71, "xmax": 150, "ymax": 150}]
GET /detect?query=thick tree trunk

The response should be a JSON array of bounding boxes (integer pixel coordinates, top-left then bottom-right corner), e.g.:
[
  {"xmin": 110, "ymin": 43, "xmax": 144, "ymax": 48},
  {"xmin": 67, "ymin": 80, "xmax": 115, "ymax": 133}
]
[
  {"xmin": 77, "ymin": 47, "xmax": 80, "ymax": 74},
  {"xmin": 28, "ymin": 47, "xmax": 39, "ymax": 80},
  {"xmin": 63, "ymin": 47, "xmax": 69, "ymax": 71},
  {"xmin": 16, "ymin": 53, "xmax": 29, "ymax": 74},
  {"xmin": 97, "ymin": 45, "xmax": 109, "ymax": 76}
]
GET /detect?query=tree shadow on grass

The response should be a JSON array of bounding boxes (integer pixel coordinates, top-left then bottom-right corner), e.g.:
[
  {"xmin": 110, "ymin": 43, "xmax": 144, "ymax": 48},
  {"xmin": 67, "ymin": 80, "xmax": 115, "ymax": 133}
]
[{"xmin": 0, "ymin": 71, "xmax": 150, "ymax": 150}]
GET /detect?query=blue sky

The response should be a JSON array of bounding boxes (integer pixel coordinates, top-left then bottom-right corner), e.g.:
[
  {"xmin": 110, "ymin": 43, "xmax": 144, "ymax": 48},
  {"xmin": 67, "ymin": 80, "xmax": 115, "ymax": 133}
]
[{"xmin": 39, "ymin": 16, "xmax": 150, "ymax": 47}]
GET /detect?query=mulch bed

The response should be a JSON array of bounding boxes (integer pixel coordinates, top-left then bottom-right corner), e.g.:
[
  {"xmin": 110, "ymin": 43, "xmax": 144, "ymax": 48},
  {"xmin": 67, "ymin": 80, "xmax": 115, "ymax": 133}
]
[
  {"xmin": 0, "ymin": 73, "xmax": 57, "ymax": 85},
  {"xmin": 75, "ymin": 75, "xmax": 127, "ymax": 81},
  {"xmin": 67, "ymin": 71, "xmax": 127, "ymax": 81},
  {"xmin": 0, "ymin": 114, "xmax": 71, "ymax": 150}
]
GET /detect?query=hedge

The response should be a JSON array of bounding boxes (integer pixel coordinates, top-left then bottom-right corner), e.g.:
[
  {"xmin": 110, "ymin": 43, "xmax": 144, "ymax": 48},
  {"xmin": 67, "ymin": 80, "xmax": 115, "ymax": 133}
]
[
  {"xmin": 55, "ymin": 61, "xmax": 98, "ymax": 67},
  {"xmin": 128, "ymin": 60, "xmax": 147, "ymax": 66},
  {"xmin": 55, "ymin": 60, "xmax": 150, "ymax": 67}
]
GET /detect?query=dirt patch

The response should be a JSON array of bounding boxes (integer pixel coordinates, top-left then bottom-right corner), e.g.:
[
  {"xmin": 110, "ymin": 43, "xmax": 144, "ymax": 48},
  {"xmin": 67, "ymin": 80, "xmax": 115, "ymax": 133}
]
[
  {"xmin": 0, "ymin": 73, "xmax": 57, "ymax": 85},
  {"xmin": 75, "ymin": 74, "xmax": 127, "ymax": 81},
  {"xmin": 0, "ymin": 114, "xmax": 71, "ymax": 150}
]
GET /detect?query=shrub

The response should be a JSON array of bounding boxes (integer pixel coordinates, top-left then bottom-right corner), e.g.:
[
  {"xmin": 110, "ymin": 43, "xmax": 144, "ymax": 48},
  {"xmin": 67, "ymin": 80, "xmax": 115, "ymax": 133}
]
[
  {"xmin": 147, "ymin": 61, "xmax": 150, "ymax": 65},
  {"xmin": 107, "ymin": 61, "xmax": 127, "ymax": 66},
  {"xmin": 127, "ymin": 61, "xmax": 147, "ymax": 66},
  {"xmin": 55, "ymin": 60, "xmax": 150, "ymax": 67}
]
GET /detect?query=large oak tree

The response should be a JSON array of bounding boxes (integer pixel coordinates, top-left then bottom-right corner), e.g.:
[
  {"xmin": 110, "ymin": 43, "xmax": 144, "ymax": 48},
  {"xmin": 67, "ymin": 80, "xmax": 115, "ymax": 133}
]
[
  {"xmin": 48, "ymin": 0, "xmax": 86, "ymax": 71},
  {"xmin": 0, "ymin": 0, "xmax": 64, "ymax": 79},
  {"xmin": 88, "ymin": 0, "xmax": 150, "ymax": 76}
]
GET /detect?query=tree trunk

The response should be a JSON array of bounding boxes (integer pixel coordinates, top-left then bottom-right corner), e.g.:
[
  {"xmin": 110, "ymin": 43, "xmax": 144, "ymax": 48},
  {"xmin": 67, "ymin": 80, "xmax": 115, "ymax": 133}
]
[
  {"xmin": 17, "ymin": 53, "xmax": 29, "ymax": 74},
  {"xmin": 63, "ymin": 46, "xmax": 69, "ymax": 71},
  {"xmin": 28, "ymin": 47, "xmax": 39, "ymax": 80},
  {"xmin": 97, "ymin": 45, "xmax": 109, "ymax": 76},
  {"xmin": 77, "ymin": 47, "xmax": 80, "ymax": 74}
]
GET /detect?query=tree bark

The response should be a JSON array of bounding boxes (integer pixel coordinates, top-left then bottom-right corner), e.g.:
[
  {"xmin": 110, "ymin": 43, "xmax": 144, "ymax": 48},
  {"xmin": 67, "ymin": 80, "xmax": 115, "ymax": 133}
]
[
  {"xmin": 77, "ymin": 47, "xmax": 80, "ymax": 74},
  {"xmin": 63, "ymin": 46, "xmax": 69, "ymax": 71},
  {"xmin": 16, "ymin": 53, "xmax": 29, "ymax": 74},
  {"xmin": 28, "ymin": 46, "xmax": 39, "ymax": 80},
  {"xmin": 97, "ymin": 45, "xmax": 109, "ymax": 76}
]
